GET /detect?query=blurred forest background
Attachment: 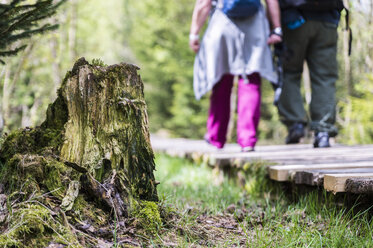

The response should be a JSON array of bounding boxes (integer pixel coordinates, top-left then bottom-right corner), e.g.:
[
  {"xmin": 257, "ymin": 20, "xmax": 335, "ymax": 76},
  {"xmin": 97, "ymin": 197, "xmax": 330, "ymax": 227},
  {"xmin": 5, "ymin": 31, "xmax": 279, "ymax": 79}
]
[{"xmin": 1, "ymin": 0, "xmax": 373, "ymax": 145}]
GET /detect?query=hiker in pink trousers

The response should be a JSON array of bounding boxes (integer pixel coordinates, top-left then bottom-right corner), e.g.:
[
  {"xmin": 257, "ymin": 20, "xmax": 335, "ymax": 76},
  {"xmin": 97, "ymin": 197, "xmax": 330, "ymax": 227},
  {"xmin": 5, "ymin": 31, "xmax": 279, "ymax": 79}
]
[{"xmin": 189, "ymin": 0, "xmax": 282, "ymax": 151}]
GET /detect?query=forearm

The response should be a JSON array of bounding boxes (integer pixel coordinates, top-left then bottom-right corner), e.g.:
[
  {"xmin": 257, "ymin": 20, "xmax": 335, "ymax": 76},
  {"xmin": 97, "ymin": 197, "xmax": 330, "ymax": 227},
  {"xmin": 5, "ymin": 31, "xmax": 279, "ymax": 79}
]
[
  {"xmin": 265, "ymin": 0, "xmax": 281, "ymax": 29},
  {"xmin": 190, "ymin": 0, "xmax": 212, "ymax": 35}
]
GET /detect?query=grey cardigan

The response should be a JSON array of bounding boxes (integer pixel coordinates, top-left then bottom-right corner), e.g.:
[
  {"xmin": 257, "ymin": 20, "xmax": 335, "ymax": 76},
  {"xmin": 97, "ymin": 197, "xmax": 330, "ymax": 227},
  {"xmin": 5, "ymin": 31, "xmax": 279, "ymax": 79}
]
[{"xmin": 193, "ymin": 6, "xmax": 278, "ymax": 100}]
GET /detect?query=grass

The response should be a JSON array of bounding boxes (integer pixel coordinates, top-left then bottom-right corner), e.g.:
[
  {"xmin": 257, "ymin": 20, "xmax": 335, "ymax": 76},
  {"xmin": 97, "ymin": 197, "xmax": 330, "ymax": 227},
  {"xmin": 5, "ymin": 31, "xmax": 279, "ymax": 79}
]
[
  {"xmin": 155, "ymin": 154, "xmax": 244, "ymax": 213},
  {"xmin": 150, "ymin": 153, "xmax": 373, "ymax": 247}
]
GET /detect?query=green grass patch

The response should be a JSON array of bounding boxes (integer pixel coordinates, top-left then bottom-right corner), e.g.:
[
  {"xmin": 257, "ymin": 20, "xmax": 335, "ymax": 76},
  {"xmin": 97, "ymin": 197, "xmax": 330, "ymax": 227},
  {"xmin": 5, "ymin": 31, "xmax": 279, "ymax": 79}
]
[
  {"xmin": 155, "ymin": 153, "xmax": 245, "ymax": 214},
  {"xmin": 149, "ymin": 153, "xmax": 373, "ymax": 247}
]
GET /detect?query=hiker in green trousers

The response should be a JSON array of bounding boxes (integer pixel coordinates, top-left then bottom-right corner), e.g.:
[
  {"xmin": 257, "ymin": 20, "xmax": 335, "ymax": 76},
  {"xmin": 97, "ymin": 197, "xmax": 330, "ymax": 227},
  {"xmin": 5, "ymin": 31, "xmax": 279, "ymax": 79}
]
[{"xmin": 277, "ymin": 1, "xmax": 345, "ymax": 148}]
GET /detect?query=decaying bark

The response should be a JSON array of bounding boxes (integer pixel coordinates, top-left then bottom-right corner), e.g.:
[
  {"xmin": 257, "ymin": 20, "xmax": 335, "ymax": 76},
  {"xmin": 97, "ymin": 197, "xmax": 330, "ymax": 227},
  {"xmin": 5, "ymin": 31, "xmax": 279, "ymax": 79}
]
[
  {"xmin": 0, "ymin": 58, "xmax": 158, "ymax": 247},
  {"xmin": 345, "ymin": 178, "xmax": 373, "ymax": 194}
]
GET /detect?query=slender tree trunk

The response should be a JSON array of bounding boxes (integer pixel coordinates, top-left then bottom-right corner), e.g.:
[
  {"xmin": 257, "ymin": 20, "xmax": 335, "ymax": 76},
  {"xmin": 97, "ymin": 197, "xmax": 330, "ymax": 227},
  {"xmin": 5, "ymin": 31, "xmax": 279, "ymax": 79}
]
[
  {"xmin": 1, "ymin": 65, "xmax": 11, "ymax": 131},
  {"xmin": 10, "ymin": 42, "xmax": 34, "ymax": 91},
  {"xmin": 1, "ymin": 43, "xmax": 34, "ymax": 131},
  {"xmin": 0, "ymin": 111, "xmax": 3, "ymax": 133},
  {"xmin": 0, "ymin": 67, "xmax": 4, "ymax": 132},
  {"xmin": 50, "ymin": 30, "xmax": 61, "ymax": 97},
  {"xmin": 68, "ymin": 0, "xmax": 78, "ymax": 61},
  {"xmin": 370, "ymin": 0, "xmax": 373, "ymax": 24},
  {"xmin": 21, "ymin": 104, "xmax": 31, "ymax": 128},
  {"xmin": 29, "ymin": 98, "xmax": 41, "ymax": 126},
  {"xmin": 0, "ymin": 66, "xmax": 4, "ymax": 79}
]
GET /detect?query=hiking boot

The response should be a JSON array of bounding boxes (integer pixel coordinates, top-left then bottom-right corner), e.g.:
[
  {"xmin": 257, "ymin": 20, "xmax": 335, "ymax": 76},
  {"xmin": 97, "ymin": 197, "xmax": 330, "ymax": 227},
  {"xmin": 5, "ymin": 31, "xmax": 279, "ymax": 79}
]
[
  {"xmin": 313, "ymin": 132, "xmax": 330, "ymax": 148},
  {"xmin": 285, "ymin": 122, "xmax": 305, "ymax": 144}
]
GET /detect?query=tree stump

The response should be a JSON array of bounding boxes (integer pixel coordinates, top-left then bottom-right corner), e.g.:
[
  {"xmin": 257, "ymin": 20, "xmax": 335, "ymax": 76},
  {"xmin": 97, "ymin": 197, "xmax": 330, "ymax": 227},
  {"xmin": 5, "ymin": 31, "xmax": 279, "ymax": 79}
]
[{"xmin": 0, "ymin": 58, "xmax": 158, "ymax": 247}]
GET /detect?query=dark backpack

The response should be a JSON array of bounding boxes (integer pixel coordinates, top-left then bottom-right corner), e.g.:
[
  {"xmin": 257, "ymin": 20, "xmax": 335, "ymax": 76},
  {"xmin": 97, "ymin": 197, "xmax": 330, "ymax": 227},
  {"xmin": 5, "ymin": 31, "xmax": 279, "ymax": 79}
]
[
  {"xmin": 222, "ymin": 0, "xmax": 261, "ymax": 19},
  {"xmin": 279, "ymin": 0, "xmax": 344, "ymax": 11}
]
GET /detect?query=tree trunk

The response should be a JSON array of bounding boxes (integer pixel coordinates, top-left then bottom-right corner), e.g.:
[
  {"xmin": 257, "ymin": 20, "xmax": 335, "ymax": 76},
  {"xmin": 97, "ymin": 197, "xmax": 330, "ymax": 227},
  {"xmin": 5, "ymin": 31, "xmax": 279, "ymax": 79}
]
[
  {"xmin": 1, "ymin": 64, "xmax": 10, "ymax": 131},
  {"xmin": 0, "ymin": 58, "xmax": 158, "ymax": 247},
  {"xmin": 1, "ymin": 43, "xmax": 34, "ymax": 132},
  {"xmin": 21, "ymin": 104, "xmax": 32, "ymax": 128},
  {"xmin": 50, "ymin": 31, "xmax": 62, "ymax": 97},
  {"xmin": 0, "ymin": 66, "xmax": 5, "ymax": 133},
  {"xmin": 68, "ymin": 0, "xmax": 78, "ymax": 61},
  {"xmin": 370, "ymin": 0, "xmax": 373, "ymax": 25}
]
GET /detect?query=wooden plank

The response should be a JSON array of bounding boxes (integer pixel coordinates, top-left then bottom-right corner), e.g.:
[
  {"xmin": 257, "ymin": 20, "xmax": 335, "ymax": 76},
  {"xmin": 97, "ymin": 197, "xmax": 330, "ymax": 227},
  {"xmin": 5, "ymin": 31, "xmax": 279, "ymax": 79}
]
[
  {"xmin": 345, "ymin": 178, "xmax": 373, "ymax": 194},
  {"xmin": 209, "ymin": 147, "xmax": 373, "ymax": 161},
  {"xmin": 151, "ymin": 137, "xmax": 373, "ymax": 168},
  {"xmin": 324, "ymin": 173, "xmax": 373, "ymax": 193},
  {"xmin": 206, "ymin": 146, "xmax": 373, "ymax": 168},
  {"xmin": 210, "ymin": 155, "xmax": 373, "ymax": 169},
  {"xmin": 151, "ymin": 136, "xmax": 373, "ymax": 156},
  {"xmin": 277, "ymin": 156, "xmax": 373, "ymax": 166},
  {"xmin": 268, "ymin": 161, "xmax": 373, "ymax": 181},
  {"xmin": 294, "ymin": 168, "xmax": 373, "ymax": 186}
]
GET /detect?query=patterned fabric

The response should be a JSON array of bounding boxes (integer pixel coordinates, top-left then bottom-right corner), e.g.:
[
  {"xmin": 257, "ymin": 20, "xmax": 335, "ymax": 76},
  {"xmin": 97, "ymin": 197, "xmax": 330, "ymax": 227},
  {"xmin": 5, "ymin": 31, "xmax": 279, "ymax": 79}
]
[{"xmin": 193, "ymin": 7, "xmax": 277, "ymax": 100}]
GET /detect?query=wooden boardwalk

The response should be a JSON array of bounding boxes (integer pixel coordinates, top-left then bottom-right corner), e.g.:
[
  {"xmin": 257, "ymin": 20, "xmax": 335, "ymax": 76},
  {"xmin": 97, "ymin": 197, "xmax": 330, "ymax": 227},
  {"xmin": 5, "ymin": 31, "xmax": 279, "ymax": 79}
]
[{"xmin": 151, "ymin": 136, "xmax": 373, "ymax": 194}]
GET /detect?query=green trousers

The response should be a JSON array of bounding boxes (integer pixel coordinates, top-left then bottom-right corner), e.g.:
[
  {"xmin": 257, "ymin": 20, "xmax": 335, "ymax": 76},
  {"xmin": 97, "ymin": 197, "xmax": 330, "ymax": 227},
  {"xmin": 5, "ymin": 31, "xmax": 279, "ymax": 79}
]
[{"xmin": 278, "ymin": 21, "xmax": 339, "ymax": 136}]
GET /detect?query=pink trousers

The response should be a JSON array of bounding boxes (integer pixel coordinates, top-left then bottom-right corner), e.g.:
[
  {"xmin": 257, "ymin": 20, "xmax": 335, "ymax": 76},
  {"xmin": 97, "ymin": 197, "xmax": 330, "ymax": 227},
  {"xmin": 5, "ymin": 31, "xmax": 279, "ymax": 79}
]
[{"xmin": 205, "ymin": 73, "xmax": 261, "ymax": 149}]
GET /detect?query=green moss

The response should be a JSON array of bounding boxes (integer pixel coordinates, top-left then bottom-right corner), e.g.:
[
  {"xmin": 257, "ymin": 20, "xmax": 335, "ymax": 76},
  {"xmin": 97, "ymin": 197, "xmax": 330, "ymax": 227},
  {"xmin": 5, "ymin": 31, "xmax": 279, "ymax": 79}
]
[
  {"xmin": 0, "ymin": 204, "xmax": 81, "ymax": 248},
  {"xmin": 73, "ymin": 196, "xmax": 109, "ymax": 226},
  {"xmin": 44, "ymin": 160, "xmax": 69, "ymax": 199},
  {"xmin": 0, "ymin": 127, "xmax": 64, "ymax": 165},
  {"xmin": 41, "ymin": 128, "xmax": 64, "ymax": 149},
  {"xmin": 0, "ymin": 154, "xmax": 79, "ymax": 200},
  {"xmin": 91, "ymin": 58, "xmax": 107, "ymax": 67},
  {"xmin": 132, "ymin": 200, "xmax": 162, "ymax": 234},
  {"xmin": 0, "ymin": 155, "xmax": 43, "ymax": 196},
  {"xmin": 0, "ymin": 130, "xmax": 35, "ymax": 163},
  {"xmin": 0, "ymin": 135, "xmax": 4, "ymax": 150}
]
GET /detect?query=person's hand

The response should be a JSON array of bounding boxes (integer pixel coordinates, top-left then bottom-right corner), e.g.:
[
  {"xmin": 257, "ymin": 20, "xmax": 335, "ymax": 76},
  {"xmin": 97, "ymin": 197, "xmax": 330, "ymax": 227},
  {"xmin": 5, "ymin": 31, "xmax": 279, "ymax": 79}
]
[
  {"xmin": 189, "ymin": 37, "xmax": 200, "ymax": 53},
  {"xmin": 267, "ymin": 34, "xmax": 282, "ymax": 45}
]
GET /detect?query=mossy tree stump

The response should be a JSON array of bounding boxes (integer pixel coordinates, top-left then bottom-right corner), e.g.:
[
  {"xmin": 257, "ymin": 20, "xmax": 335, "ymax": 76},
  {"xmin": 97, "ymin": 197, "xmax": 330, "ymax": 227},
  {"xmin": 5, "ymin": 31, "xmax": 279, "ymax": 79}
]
[{"xmin": 0, "ymin": 58, "xmax": 158, "ymax": 247}]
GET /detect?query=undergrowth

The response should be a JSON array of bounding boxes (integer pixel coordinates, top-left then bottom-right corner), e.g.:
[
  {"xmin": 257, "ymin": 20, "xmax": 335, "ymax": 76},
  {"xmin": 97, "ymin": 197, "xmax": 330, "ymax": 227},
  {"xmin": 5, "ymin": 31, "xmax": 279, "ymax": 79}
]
[
  {"xmin": 1, "ymin": 149, "xmax": 372, "ymax": 247},
  {"xmin": 150, "ymin": 154, "xmax": 373, "ymax": 247}
]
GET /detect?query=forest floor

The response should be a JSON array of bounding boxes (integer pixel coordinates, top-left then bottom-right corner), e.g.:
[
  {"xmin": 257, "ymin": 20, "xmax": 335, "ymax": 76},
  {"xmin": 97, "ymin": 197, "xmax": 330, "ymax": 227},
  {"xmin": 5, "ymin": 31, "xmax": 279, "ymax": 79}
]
[{"xmin": 125, "ymin": 154, "xmax": 373, "ymax": 247}]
